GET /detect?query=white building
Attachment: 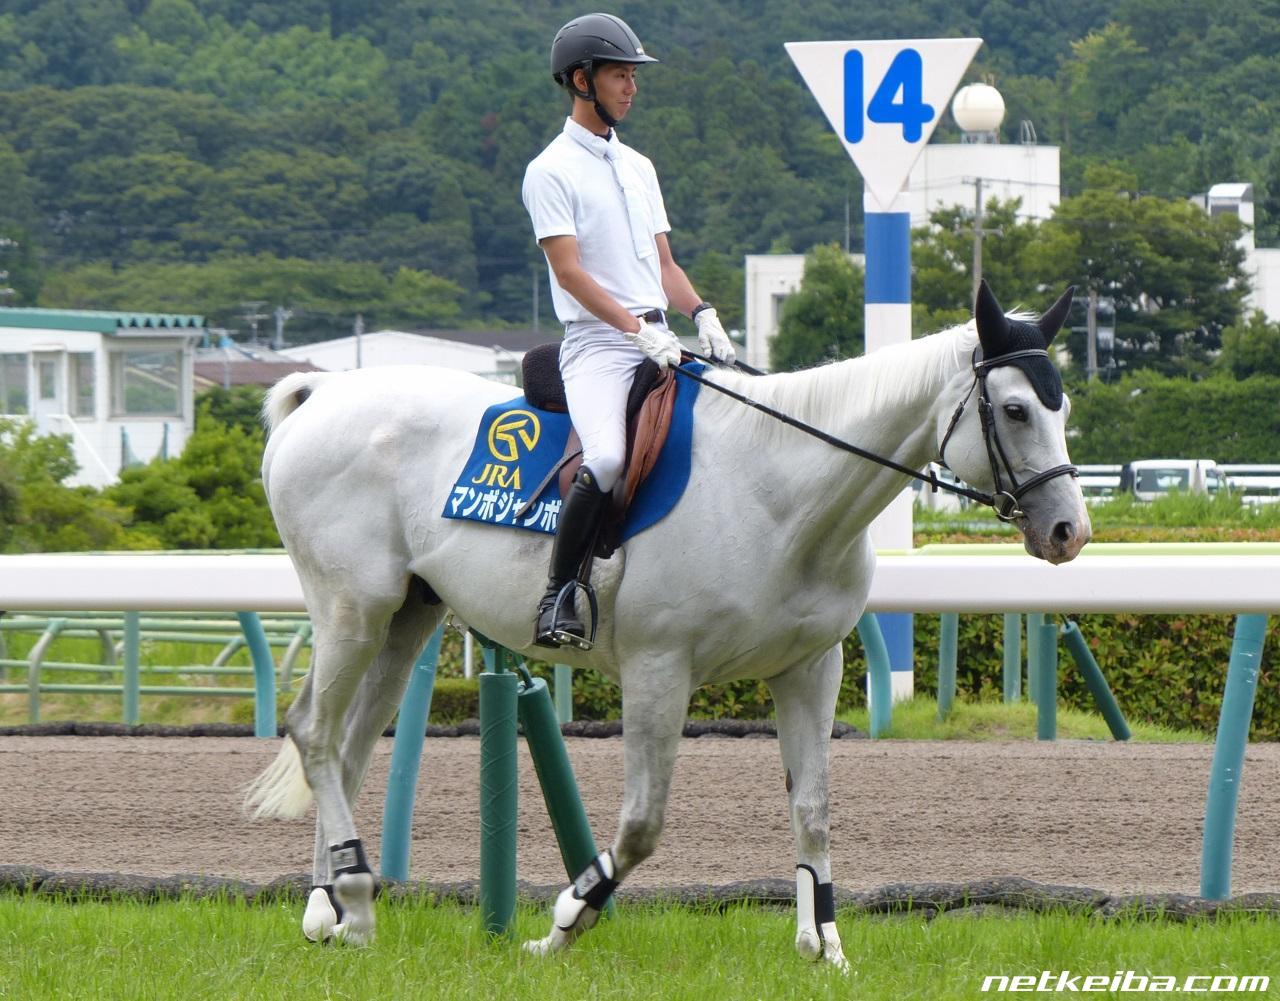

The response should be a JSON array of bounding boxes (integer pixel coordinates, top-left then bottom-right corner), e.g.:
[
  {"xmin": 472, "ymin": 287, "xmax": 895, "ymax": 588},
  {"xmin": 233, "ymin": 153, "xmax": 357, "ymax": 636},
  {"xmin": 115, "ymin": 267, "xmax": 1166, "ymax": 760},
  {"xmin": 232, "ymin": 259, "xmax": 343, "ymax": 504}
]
[
  {"xmin": 1191, "ymin": 182, "xmax": 1280, "ymax": 323},
  {"xmin": 0, "ymin": 308, "xmax": 203, "ymax": 488},
  {"xmin": 278, "ymin": 329, "xmax": 539, "ymax": 384},
  {"xmin": 907, "ymin": 84, "xmax": 1059, "ymax": 227}
]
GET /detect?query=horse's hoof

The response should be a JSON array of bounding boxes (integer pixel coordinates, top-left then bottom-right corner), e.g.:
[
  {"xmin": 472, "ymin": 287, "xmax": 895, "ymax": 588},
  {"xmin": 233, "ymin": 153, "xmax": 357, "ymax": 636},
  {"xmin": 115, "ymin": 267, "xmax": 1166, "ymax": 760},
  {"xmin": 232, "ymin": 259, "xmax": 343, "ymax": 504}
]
[
  {"xmin": 330, "ymin": 870, "xmax": 376, "ymax": 947},
  {"xmin": 522, "ymin": 927, "xmax": 569, "ymax": 956},
  {"xmin": 331, "ymin": 921, "xmax": 374, "ymax": 947},
  {"xmin": 820, "ymin": 927, "xmax": 851, "ymax": 975},
  {"xmin": 824, "ymin": 945, "xmax": 851, "ymax": 975},
  {"xmin": 302, "ymin": 886, "xmax": 339, "ymax": 943},
  {"xmin": 795, "ymin": 928, "xmax": 822, "ymax": 961}
]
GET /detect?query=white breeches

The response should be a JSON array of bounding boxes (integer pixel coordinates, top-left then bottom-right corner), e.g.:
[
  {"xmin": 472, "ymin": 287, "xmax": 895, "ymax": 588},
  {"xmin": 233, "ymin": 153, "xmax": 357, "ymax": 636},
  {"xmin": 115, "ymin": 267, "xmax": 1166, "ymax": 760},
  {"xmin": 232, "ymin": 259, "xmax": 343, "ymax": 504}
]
[{"xmin": 560, "ymin": 321, "xmax": 655, "ymax": 493}]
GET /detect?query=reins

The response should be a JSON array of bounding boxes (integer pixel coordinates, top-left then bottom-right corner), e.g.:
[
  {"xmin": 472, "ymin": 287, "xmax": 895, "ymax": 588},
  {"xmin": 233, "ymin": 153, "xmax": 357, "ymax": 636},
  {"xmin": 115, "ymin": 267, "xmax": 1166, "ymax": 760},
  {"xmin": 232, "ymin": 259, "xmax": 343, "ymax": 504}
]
[
  {"xmin": 674, "ymin": 348, "xmax": 1077, "ymax": 520},
  {"xmin": 673, "ymin": 352, "xmax": 997, "ymax": 510}
]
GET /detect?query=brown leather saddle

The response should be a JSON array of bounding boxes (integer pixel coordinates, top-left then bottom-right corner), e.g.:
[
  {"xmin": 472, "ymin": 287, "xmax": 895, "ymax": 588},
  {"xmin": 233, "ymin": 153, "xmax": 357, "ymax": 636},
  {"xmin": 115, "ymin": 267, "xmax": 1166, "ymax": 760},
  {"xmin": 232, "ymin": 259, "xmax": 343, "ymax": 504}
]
[{"xmin": 520, "ymin": 342, "xmax": 680, "ymax": 557}]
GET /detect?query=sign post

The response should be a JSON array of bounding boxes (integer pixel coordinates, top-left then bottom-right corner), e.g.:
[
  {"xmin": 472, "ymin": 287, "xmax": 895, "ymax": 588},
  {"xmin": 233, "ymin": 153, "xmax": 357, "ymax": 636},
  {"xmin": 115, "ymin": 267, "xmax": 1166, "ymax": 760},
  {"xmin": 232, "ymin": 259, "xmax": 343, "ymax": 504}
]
[{"xmin": 787, "ymin": 38, "xmax": 982, "ymax": 701}]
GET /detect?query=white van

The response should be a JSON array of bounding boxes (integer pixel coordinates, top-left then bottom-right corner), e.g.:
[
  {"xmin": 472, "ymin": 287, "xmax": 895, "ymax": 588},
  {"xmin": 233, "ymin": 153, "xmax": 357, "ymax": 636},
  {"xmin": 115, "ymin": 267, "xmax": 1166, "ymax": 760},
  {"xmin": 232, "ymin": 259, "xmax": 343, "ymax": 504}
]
[{"xmin": 1119, "ymin": 459, "xmax": 1229, "ymax": 501}]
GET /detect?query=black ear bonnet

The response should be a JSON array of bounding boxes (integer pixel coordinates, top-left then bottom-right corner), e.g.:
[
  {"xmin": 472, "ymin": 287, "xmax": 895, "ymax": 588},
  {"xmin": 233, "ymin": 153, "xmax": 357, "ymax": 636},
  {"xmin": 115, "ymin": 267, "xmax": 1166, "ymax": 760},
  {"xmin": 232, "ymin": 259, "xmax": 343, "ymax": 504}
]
[{"xmin": 974, "ymin": 281, "xmax": 1074, "ymax": 412}]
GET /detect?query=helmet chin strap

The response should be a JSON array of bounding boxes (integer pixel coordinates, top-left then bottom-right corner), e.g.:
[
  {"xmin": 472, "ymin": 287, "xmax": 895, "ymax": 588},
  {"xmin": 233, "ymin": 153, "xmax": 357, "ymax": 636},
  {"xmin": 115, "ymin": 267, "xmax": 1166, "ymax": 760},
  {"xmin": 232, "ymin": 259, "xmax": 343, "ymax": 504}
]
[{"xmin": 569, "ymin": 63, "xmax": 619, "ymax": 129}]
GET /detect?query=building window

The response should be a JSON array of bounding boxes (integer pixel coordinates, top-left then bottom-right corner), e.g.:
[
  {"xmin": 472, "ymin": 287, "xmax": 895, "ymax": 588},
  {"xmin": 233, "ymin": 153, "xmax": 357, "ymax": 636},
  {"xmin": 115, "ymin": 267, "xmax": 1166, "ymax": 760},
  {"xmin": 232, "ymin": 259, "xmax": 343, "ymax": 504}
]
[
  {"xmin": 0, "ymin": 354, "xmax": 27, "ymax": 414},
  {"xmin": 37, "ymin": 359, "xmax": 57, "ymax": 401},
  {"xmin": 71, "ymin": 353, "xmax": 95, "ymax": 418},
  {"xmin": 109, "ymin": 350, "xmax": 181, "ymax": 417}
]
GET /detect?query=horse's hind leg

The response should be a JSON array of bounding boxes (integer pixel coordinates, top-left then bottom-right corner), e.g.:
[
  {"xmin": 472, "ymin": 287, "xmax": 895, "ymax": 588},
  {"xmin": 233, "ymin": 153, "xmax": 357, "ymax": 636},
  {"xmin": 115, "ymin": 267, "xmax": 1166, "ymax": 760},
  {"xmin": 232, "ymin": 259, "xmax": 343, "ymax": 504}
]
[
  {"xmin": 303, "ymin": 593, "xmax": 447, "ymax": 942},
  {"xmin": 250, "ymin": 575, "xmax": 404, "ymax": 946},
  {"xmin": 767, "ymin": 645, "xmax": 850, "ymax": 972},
  {"xmin": 524, "ymin": 659, "xmax": 691, "ymax": 956}
]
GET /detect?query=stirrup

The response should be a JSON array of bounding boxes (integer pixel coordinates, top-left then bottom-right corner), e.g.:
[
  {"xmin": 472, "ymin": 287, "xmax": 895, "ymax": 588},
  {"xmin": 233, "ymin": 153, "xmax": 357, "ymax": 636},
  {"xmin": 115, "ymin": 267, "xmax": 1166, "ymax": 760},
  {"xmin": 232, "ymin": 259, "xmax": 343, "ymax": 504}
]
[{"xmin": 542, "ymin": 579, "xmax": 599, "ymax": 651}]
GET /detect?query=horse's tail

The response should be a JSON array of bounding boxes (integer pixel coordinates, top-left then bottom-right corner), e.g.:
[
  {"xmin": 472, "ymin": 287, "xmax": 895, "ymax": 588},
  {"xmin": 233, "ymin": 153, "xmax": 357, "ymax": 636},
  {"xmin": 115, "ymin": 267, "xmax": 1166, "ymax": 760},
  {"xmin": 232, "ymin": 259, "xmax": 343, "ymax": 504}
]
[
  {"xmin": 242, "ymin": 735, "xmax": 314, "ymax": 819},
  {"xmin": 263, "ymin": 372, "xmax": 328, "ymax": 435}
]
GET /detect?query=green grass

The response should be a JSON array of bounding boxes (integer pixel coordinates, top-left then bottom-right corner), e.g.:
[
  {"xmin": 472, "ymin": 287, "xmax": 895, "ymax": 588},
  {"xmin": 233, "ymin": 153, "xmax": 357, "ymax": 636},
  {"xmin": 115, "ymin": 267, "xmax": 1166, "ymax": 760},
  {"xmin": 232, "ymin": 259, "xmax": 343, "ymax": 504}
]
[
  {"xmin": 914, "ymin": 491, "xmax": 1280, "ymax": 543},
  {"xmin": 837, "ymin": 695, "xmax": 1208, "ymax": 743},
  {"xmin": 0, "ymin": 896, "xmax": 1276, "ymax": 1000}
]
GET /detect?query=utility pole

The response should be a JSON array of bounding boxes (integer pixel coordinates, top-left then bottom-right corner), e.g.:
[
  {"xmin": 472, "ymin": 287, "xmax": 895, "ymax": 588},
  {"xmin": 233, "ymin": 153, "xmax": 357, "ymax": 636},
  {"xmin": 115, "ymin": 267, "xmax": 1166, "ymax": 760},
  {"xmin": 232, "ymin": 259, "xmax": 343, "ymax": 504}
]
[
  {"xmin": 532, "ymin": 265, "xmax": 540, "ymax": 335},
  {"xmin": 354, "ymin": 312, "xmax": 364, "ymax": 369},
  {"xmin": 272, "ymin": 306, "xmax": 294, "ymax": 351},
  {"xmin": 1086, "ymin": 288, "xmax": 1099, "ymax": 381},
  {"xmin": 240, "ymin": 301, "xmax": 268, "ymax": 344},
  {"xmin": 968, "ymin": 177, "xmax": 1003, "ymax": 305}
]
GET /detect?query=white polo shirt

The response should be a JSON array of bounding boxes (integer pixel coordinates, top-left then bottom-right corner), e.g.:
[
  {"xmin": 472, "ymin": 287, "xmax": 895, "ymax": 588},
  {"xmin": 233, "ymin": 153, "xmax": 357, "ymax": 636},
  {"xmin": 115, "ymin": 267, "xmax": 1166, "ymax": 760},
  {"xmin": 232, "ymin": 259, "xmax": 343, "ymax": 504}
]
[{"xmin": 522, "ymin": 118, "xmax": 671, "ymax": 325}]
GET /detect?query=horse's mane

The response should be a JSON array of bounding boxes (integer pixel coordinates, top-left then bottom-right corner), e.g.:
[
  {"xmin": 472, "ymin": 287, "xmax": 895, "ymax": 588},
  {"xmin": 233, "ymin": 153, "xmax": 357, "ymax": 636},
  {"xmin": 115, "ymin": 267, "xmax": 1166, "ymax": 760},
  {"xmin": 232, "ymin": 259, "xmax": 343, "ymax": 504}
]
[{"xmin": 710, "ymin": 319, "xmax": 982, "ymax": 441}]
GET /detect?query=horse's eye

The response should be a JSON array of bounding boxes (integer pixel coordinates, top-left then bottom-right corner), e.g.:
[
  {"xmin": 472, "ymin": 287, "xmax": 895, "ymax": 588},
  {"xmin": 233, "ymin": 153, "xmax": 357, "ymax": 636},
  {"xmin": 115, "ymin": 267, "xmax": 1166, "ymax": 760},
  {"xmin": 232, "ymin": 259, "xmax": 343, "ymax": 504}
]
[{"xmin": 1003, "ymin": 403, "xmax": 1028, "ymax": 422}]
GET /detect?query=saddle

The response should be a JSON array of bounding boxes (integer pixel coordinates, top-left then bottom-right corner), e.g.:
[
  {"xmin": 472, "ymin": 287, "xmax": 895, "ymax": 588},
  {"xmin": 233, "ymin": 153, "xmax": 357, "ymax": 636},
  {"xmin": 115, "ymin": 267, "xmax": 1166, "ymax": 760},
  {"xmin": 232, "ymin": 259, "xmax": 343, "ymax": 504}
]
[{"xmin": 521, "ymin": 342, "xmax": 680, "ymax": 557}]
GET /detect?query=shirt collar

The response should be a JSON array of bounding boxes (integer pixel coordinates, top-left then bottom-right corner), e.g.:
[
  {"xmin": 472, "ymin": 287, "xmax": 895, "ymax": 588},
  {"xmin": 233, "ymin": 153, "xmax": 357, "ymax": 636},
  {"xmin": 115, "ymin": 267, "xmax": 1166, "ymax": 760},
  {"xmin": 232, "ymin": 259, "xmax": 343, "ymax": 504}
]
[{"xmin": 563, "ymin": 117, "xmax": 618, "ymax": 159}]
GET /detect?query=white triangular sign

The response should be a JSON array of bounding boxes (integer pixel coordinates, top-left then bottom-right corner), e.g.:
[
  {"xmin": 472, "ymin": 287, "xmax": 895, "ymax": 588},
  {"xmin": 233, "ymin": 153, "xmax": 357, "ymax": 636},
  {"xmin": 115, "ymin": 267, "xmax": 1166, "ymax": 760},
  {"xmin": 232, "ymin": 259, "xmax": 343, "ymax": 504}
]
[{"xmin": 786, "ymin": 38, "xmax": 982, "ymax": 210}]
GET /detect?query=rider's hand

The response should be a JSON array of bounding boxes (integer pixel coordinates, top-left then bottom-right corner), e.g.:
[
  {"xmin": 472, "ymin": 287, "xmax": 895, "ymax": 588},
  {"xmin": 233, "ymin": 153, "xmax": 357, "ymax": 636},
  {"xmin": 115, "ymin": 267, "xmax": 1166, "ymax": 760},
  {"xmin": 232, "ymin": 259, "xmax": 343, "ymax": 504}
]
[
  {"xmin": 693, "ymin": 306, "xmax": 736, "ymax": 365},
  {"xmin": 624, "ymin": 319, "xmax": 683, "ymax": 370}
]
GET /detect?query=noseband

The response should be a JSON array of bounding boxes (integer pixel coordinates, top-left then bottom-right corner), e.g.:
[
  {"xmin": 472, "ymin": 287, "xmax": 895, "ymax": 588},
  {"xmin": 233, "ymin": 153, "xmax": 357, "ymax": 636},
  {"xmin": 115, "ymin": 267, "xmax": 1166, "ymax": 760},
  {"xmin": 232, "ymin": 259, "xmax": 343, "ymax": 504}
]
[{"xmin": 937, "ymin": 348, "xmax": 1078, "ymax": 523}]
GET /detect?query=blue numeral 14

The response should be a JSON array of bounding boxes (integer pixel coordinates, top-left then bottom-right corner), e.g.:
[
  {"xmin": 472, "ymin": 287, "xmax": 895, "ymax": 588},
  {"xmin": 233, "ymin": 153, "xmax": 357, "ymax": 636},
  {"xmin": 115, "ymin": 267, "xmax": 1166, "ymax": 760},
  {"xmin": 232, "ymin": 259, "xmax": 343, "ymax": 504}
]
[{"xmin": 843, "ymin": 48, "xmax": 936, "ymax": 144}]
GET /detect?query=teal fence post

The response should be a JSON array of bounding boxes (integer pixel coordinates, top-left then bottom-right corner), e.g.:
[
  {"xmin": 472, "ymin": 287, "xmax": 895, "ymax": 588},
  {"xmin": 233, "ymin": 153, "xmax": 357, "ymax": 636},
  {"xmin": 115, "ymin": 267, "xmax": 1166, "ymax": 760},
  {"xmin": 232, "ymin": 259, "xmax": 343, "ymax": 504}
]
[
  {"xmin": 479, "ymin": 645, "xmax": 519, "ymax": 937},
  {"xmin": 1002, "ymin": 613, "xmax": 1021, "ymax": 703},
  {"xmin": 936, "ymin": 613, "xmax": 958, "ymax": 720},
  {"xmin": 123, "ymin": 611, "xmax": 141, "ymax": 726},
  {"xmin": 1036, "ymin": 615, "xmax": 1057, "ymax": 741},
  {"xmin": 380, "ymin": 625, "xmax": 444, "ymax": 882},
  {"xmin": 516, "ymin": 667, "xmax": 610, "ymax": 914},
  {"xmin": 237, "ymin": 612, "xmax": 277, "ymax": 738},
  {"xmin": 1200, "ymin": 614, "xmax": 1269, "ymax": 900},
  {"xmin": 25, "ymin": 618, "xmax": 66, "ymax": 724},
  {"xmin": 1060, "ymin": 620, "xmax": 1130, "ymax": 741},
  {"xmin": 1026, "ymin": 612, "xmax": 1045, "ymax": 705},
  {"xmin": 554, "ymin": 663, "xmax": 573, "ymax": 724},
  {"xmin": 857, "ymin": 614, "xmax": 893, "ymax": 738}
]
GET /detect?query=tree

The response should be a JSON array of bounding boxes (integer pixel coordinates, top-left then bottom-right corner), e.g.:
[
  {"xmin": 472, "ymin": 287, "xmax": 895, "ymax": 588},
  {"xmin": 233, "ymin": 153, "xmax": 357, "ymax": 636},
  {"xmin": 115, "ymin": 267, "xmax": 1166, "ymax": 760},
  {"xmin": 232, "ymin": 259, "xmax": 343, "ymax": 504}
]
[
  {"xmin": 0, "ymin": 419, "xmax": 137, "ymax": 552},
  {"xmin": 911, "ymin": 197, "xmax": 1046, "ymax": 335},
  {"xmin": 768, "ymin": 244, "xmax": 865, "ymax": 372},
  {"xmin": 104, "ymin": 407, "xmax": 279, "ymax": 549},
  {"xmin": 1219, "ymin": 311, "xmax": 1280, "ymax": 379},
  {"xmin": 1029, "ymin": 165, "xmax": 1248, "ymax": 377}
]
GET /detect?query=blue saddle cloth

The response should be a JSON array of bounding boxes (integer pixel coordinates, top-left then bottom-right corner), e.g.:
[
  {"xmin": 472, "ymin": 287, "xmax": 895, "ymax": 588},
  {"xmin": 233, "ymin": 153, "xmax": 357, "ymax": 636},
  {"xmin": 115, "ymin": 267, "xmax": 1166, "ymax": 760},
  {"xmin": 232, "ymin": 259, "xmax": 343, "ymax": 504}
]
[{"xmin": 442, "ymin": 370, "xmax": 700, "ymax": 541}]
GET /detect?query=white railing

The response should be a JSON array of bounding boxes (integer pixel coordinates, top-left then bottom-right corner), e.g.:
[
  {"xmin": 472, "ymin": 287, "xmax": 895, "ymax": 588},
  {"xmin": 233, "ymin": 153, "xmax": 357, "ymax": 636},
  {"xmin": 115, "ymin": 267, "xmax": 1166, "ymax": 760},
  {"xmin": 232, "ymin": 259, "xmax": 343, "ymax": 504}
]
[{"xmin": 1, "ymin": 549, "xmax": 1279, "ymax": 613}]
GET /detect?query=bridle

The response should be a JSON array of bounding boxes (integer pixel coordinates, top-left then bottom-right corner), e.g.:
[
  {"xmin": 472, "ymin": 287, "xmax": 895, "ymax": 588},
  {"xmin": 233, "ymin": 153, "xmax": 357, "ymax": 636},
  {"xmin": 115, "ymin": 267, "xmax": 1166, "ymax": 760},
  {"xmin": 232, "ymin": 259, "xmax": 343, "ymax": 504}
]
[
  {"xmin": 674, "ymin": 347, "xmax": 1077, "ymax": 523},
  {"xmin": 936, "ymin": 348, "xmax": 1078, "ymax": 522}
]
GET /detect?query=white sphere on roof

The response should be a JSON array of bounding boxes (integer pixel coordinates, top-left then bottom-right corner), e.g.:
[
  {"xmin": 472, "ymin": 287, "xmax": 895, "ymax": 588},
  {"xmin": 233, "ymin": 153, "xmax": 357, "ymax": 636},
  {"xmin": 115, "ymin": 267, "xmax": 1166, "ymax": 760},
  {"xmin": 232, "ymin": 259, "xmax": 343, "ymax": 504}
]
[{"xmin": 951, "ymin": 83, "xmax": 1005, "ymax": 133}]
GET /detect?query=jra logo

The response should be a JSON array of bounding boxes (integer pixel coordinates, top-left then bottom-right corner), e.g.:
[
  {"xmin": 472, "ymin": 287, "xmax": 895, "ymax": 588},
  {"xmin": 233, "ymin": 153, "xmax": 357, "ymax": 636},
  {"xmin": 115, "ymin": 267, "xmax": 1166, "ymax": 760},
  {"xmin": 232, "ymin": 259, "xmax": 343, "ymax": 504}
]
[
  {"xmin": 844, "ymin": 48, "xmax": 935, "ymax": 143},
  {"xmin": 487, "ymin": 409, "xmax": 541, "ymax": 462}
]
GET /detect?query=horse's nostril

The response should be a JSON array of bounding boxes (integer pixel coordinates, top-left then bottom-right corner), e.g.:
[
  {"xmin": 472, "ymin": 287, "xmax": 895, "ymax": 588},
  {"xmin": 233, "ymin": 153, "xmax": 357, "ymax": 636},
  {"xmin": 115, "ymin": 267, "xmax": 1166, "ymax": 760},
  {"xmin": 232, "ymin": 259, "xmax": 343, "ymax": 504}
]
[{"xmin": 1052, "ymin": 521, "xmax": 1075, "ymax": 545}]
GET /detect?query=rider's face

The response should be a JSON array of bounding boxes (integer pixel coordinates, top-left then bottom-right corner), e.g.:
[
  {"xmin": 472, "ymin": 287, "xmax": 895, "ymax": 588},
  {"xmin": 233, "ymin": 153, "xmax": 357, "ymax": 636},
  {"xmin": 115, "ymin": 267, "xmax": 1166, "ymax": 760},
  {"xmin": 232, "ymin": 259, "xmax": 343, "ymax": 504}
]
[{"xmin": 584, "ymin": 62, "xmax": 638, "ymax": 122}]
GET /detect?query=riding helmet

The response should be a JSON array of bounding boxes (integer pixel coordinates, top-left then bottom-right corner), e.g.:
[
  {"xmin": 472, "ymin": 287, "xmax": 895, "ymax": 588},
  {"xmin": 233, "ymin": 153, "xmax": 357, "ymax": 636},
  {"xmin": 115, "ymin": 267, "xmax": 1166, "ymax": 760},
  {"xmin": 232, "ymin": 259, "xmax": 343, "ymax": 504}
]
[{"xmin": 551, "ymin": 13, "xmax": 658, "ymax": 93}]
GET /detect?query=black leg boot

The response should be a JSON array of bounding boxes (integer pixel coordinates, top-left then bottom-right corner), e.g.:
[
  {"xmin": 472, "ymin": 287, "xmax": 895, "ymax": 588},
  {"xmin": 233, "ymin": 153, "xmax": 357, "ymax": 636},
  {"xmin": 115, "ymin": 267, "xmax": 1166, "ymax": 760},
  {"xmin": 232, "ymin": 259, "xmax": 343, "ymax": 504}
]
[{"xmin": 534, "ymin": 467, "xmax": 609, "ymax": 649}]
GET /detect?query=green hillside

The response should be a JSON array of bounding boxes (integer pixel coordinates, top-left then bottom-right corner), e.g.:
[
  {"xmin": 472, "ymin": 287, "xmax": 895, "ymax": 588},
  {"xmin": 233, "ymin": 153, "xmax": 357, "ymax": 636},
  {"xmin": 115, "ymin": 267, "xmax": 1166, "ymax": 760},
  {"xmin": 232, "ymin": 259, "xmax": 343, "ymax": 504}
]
[{"xmin": 0, "ymin": 0, "xmax": 1275, "ymax": 339}]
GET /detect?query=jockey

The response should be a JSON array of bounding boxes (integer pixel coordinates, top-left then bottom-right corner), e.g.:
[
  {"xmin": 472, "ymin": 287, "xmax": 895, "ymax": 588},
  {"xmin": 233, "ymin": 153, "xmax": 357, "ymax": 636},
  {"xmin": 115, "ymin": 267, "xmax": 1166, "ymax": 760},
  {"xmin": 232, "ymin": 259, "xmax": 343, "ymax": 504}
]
[{"xmin": 522, "ymin": 12, "xmax": 737, "ymax": 649}]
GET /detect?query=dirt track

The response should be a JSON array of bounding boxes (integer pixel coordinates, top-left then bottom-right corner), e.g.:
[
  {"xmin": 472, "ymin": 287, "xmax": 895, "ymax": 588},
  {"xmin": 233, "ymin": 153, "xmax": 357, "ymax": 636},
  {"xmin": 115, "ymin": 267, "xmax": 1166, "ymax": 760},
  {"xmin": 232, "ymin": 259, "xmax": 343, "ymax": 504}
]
[{"xmin": 3, "ymin": 735, "xmax": 1278, "ymax": 895}]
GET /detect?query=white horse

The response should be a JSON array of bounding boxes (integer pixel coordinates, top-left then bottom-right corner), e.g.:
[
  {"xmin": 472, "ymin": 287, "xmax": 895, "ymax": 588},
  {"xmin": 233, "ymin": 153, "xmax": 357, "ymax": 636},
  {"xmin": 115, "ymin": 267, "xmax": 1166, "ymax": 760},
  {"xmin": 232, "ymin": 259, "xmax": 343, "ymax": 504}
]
[{"xmin": 245, "ymin": 282, "xmax": 1090, "ymax": 968}]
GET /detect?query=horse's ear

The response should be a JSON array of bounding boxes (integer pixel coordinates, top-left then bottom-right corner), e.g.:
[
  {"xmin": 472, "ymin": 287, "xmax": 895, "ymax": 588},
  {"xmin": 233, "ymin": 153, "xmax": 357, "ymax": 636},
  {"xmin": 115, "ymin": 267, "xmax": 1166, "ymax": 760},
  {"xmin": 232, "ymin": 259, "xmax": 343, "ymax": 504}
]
[
  {"xmin": 1037, "ymin": 286, "xmax": 1075, "ymax": 345},
  {"xmin": 974, "ymin": 279, "xmax": 1009, "ymax": 355}
]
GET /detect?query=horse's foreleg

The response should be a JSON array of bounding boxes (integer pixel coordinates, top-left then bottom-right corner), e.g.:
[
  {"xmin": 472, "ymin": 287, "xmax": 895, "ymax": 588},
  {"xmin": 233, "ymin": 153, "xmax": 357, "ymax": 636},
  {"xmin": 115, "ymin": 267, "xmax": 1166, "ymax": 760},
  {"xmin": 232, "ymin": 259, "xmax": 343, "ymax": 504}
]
[
  {"xmin": 303, "ymin": 599, "xmax": 445, "ymax": 943},
  {"xmin": 768, "ymin": 645, "xmax": 849, "ymax": 973},
  {"xmin": 523, "ymin": 660, "xmax": 691, "ymax": 956}
]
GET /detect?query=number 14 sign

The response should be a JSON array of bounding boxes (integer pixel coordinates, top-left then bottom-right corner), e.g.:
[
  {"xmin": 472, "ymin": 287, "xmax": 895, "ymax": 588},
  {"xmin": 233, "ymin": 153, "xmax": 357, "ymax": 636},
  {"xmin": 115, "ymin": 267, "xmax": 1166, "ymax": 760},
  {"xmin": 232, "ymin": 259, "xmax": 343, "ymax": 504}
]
[{"xmin": 786, "ymin": 39, "xmax": 981, "ymax": 210}]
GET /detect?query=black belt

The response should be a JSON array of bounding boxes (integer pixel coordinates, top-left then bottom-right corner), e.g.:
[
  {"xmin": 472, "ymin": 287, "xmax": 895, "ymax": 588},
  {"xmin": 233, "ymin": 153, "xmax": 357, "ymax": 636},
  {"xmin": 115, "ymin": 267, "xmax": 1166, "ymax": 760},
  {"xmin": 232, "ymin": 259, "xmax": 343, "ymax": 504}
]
[{"xmin": 637, "ymin": 308, "xmax": 666, "ymax": 326}]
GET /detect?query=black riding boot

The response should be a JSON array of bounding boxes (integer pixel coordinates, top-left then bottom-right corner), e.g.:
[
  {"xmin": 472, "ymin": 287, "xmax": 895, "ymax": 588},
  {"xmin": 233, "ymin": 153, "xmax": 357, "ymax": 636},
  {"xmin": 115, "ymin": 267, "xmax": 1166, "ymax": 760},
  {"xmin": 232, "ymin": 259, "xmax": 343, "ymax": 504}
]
[{"xmin": 534, "ymin": 466, "xmax": 609, "ymax": 649}]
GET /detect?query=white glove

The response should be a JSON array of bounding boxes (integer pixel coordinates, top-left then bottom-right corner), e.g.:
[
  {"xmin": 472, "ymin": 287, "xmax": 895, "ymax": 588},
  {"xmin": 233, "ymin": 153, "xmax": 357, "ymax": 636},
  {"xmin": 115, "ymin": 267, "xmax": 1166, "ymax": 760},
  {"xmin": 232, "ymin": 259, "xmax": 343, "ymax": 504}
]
[
  {"xmin": 694, "ymin": 306, "xmax": 737, "ymax": 364},
  {"xmin": 624, "ymin": 319, "xmax": 683, "ymax": 370}
]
